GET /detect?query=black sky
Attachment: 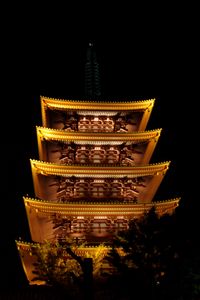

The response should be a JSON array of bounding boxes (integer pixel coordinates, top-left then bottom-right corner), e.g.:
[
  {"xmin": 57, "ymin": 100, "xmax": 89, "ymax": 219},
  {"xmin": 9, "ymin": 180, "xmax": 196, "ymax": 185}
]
[{"xmin": 1, "ymin": 10, "xmax": 199, "ymax": 289}]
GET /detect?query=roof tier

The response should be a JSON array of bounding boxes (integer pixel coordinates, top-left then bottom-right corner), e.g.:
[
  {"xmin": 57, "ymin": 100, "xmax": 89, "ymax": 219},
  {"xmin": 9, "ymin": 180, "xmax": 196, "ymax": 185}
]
[
  {"xmin": 24, "ymin": 197, "xmax": 180, "ymax": 243},
  {"xmin": 36, "ymin": 127, "xmax": 161, "ymax": 166},
  {"xmin": 40, "ymin": 96, "xmax": 155, "ymax": 132},
  {"xmin": 30, "ymin": 160, "xmax": 170, "ymax": 204}
]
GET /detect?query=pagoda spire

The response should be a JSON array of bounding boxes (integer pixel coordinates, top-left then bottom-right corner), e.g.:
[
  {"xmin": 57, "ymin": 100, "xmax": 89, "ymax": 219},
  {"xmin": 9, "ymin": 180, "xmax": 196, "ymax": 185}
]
[{"xmin": 84, "ymin": 41, "xmax": 101, "ymax": 98}]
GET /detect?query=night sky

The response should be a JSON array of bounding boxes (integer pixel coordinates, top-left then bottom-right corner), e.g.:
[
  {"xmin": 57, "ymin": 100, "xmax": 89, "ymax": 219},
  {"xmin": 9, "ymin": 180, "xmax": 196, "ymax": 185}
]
[{"xmin": 1, "ymin": 12, "xmax": 198, "ymax": 290}]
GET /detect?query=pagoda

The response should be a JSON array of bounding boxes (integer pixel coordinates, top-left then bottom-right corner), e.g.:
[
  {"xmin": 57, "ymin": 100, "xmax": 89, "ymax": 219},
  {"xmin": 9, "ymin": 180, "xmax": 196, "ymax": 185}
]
[{"xmin": 16, "ymin": 44, "xmax": 180, "ymax": 285}]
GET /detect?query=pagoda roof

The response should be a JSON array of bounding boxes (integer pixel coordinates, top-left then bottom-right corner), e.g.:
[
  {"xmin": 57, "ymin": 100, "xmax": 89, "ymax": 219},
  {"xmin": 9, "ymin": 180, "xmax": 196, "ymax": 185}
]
[
  {"xmin": 30, "ymin": 159, "xmax": 170, "ymax": 178},
  {"xmin": 36, "ymin": 126, "xmax": 161, "ymax": 142},
  {"xmin": 31, "ymin": 160, "xmax": 170, "ymax": 203},
  {"xmin": 24, "ymin": 196, "xmax": 180, "ymax": 244},
  {"xmin": 24, "ymin": 196, "xmax": 180, "ymax": 219},
  {"xmin": 40, "ymin": 96, "xmax": 155, "ymax": 130},
  {"xmin": 40, "ymin": 96, "xmax": 155, "ymax": 111},
  {"xmin": 16, "ymin": 240, "xmax": 111, "ymax": 253},
  {"xmin": 36, "ymin": 127, "xmax": 161, "ymax": 164}
]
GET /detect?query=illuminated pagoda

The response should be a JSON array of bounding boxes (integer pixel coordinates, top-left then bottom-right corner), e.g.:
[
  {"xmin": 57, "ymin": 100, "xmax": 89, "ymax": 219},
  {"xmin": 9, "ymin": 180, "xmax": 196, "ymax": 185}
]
[{"xmin": 16, "ymin": 45, "xmax": 180, "ymax": 286}]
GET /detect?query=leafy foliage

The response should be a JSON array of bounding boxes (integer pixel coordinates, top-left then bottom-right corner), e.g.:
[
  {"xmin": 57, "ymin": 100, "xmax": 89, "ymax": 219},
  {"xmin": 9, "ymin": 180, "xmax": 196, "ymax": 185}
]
[
  {"xmin": 179, "ymin": 242, "xmax": 200, "ymax": 299},
  {"xmin": 104, "ymin": 207, "xmax": 181, "ymax": 298},
  {"xmin": 32, "ymin": 238, "xmax": 107, "ymax": 298},
  {"xmin": 103, "ymin": 207, "xmax": 200, "ymax": 299},
  {"xmin": 32, "ymin": 240, "xmax": 83, "ymax": 289},
  {"xmin": 84, "ymin": 244, "xmax": 107, "ymax": 278}
]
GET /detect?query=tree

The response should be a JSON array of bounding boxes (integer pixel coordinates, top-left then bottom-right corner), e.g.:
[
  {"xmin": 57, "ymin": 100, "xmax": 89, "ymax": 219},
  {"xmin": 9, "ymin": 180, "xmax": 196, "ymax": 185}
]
[
  {"xmin": 32, "ymin": 239, "xmax": 107, "ymax": 299},
  {"xmin": 105, "ymin": 207, "xmax": 181, "ymax": 299},
  {"xmin": 32, "ymin": 240, "xmax": 83, "ymax": 298}
]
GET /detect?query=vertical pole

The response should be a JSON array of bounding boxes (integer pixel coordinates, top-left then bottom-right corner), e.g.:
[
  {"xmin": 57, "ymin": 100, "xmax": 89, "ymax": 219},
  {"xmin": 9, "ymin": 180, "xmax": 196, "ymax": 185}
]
[{"xmin": 83, "ymin": 258, "xmax": 93, "ymax": 300}]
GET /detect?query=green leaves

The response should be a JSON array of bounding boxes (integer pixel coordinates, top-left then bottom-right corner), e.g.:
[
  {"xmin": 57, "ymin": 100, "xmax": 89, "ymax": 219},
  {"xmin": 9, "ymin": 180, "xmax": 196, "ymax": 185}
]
[{"xmin": 32, "ymin": 241, "xmax": 83, "ymax": 287}]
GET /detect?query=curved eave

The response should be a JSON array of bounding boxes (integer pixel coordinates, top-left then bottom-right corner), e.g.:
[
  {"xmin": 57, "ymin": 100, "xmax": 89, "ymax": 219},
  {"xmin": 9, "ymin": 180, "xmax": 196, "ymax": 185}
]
[
  {"xmin": 24, "ymin": 197, "xmax": 180, "ymax": 216},
  {"xmin": 36, "ymin": 126, "xmax": 162, "ymax": 142},
  {"xmin": 40, "ymin": 96, "xmax": 155, "ymax": 111},
  {"xmin": 16, "ymin": 240, "xmax": 111, "ymax": 251},
  {"xmin": 30, "ymin": 159, "xmax": 170, "ymax": 177}
]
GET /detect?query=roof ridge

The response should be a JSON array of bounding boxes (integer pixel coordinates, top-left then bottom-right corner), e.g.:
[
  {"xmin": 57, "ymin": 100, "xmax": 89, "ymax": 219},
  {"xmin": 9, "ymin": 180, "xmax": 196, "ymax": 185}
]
[{"xmin": 40, "ymin": 95, "xmax": 156, "ymax": 104}]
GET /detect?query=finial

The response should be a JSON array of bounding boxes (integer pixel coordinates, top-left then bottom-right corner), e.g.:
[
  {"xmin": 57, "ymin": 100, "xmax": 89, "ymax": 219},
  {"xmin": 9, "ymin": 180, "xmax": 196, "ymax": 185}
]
[
  {"xmin": 84, "ymin": 41, "xmax": 101, "ymax": 98},
  {"xmin": 89, "ymin": 41, "xmax": 93, "ymax": 47}
]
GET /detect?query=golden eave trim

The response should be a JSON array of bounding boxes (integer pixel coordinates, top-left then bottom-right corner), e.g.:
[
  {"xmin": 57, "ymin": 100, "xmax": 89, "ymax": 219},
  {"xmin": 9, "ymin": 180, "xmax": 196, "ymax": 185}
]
[
  {"xmin": 23, "ymin": 197, "xmax": 180, "ymax": 215},
  {"xmin": 41, "ymin": 96, "xmax": 155, "ymax": 111},
  {"xmin": 30, "ymin": 159, "xmax": 170, "ymax": 177},
  {"xmin": 24, "ymin": 197, "xmax": 180, "ymax": 209},
  {"xmin": 37, "ymin": 126, "xmax": 162, "ymax": 142},
  {"xmin": 16, "ymin": 240, "xmax": 111, "ymax": 251}
]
